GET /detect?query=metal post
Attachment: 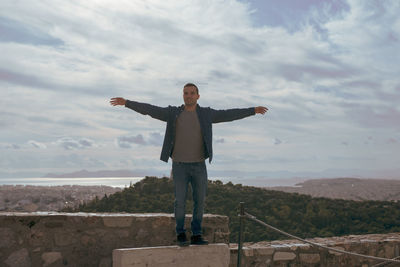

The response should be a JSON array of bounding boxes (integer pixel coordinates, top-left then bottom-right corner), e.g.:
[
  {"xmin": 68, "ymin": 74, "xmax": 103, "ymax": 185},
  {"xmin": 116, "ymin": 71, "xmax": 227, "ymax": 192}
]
[{"xmin": 237, "ymin": 202, "xmax": 245, "ymax": 267}]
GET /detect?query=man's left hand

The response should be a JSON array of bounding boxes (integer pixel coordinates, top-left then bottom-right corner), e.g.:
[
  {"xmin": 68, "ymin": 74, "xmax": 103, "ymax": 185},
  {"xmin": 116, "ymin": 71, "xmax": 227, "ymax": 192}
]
[{"xmin": 255, "ymin": 106, "xmax": 268, "ymax": 115}]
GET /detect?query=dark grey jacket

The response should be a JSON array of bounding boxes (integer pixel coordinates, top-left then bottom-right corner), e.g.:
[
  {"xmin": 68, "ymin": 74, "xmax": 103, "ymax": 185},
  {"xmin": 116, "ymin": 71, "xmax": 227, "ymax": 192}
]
[{"xmin": 125, "ymin": 100, "xmax": 255, "ymax": 163}]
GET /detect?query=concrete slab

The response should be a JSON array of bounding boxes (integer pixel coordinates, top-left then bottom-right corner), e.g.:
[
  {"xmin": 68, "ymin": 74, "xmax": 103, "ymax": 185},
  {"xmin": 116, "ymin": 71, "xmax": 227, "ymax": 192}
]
[{"xmin": 113, "ymin": 243, "xmax": 230, "ymax": 267}]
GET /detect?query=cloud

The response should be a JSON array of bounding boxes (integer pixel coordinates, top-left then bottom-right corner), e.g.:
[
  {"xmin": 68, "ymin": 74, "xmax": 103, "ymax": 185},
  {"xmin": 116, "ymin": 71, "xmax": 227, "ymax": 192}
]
[
  {"xmin": 0, "ymin": 68, "xmax": 52, "ymax": 90},
  {"xmin": 215, "ymin": 138, "xmax": 225, "ymax": 144},
  {"xmin": 55, "ymin": 137, "xmax": 96, "ymax": 150},
  {"xmin": 28, "ymin": 140, "xmax": 47, "ymax": 149},
  {"xmin": 0, "ymin": 66, "xmax": 121, "ymax": 97},
  {"xmin": 148, "ymin": 132, "xmax": 163, "ymax": 146},
  {"xmin": 341, "ymin": 103, "xmax": 400, "ymax": 130},
  {"xmin": 116, "ymin": 135, "xmax": 146, "ymax": 148},
  {"xmin": 244, "ymin": 0, "xmax": 350, "ymax": 31},
  {"xmin": 274, "ymin": 138, "xmax": 282, "ymax": 145},
  {"xmin": 0, "ymin": 16, "xmax": 64, "ymax": 46},
  {"xmin": 386, "ymin": 138, "xmax": 397, "ymax": 144},
  {"xmin": 276, "ymin": 61, "xmax": 359, "ymax": 82},
  {"xmin": 0, "ymin": 143, "xmax": 20, "ymax": 149},
  {"xmin": 116, "ymin": 132, "xmax": 163, "ymax": 148}
]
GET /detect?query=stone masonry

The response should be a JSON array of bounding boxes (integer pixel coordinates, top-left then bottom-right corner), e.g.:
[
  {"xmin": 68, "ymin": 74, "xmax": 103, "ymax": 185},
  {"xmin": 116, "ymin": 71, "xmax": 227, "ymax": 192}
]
[
  {"xmin": 230, "ymin": 233, "xmax": 400, "ymax": 267},
  {"xmin": 1, "ymin": 212, "xmax": 400, "ymax": 267},
  {"xmin": 0, "ymin": 212, "xmax": 229, "ymax": 267}
]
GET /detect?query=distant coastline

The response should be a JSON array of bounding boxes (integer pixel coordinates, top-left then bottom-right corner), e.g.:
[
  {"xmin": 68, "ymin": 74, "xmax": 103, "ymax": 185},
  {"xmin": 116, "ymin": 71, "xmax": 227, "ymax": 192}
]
[
  {"xmin": 43, "ymin": 169, "xmax": 148, "ymax": 178},
  {"xmin": 0, "ymin": 176, "xmax": 303, "ymax": 188},
  {"xmin": 4, "ymin": 169, "xmax": 400, "ymax": 196},
  {"xmin": 0, "ymin": 177, "xmax": 144, "ymax": 188}
]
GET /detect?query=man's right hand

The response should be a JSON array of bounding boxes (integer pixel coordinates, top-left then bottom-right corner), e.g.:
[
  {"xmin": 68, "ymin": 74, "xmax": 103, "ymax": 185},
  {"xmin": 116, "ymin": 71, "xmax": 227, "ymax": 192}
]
[{"xmin": 110, "ymin": 97, "xmax": 126, "ymax": 106}]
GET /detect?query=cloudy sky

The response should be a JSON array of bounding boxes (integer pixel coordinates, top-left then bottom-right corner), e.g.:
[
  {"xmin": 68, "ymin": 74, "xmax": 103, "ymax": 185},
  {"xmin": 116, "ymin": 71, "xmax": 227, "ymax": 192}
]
[{"xmin": 1, "ymin": 0, "xmax": 399, "ymax": 180}]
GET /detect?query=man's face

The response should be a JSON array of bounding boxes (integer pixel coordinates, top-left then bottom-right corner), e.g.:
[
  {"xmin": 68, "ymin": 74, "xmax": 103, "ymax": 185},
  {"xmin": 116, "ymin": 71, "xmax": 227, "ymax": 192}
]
[{"xmin": 183, "ymin": 86, "xmax": 199, "ymax": 106}]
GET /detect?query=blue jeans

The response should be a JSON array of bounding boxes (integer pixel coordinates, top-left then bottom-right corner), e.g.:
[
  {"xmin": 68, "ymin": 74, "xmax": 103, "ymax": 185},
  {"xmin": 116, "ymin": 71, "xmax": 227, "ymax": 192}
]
[{"xmin": 172, "ymin": 161, "xmax": 208, "ymax": 236}]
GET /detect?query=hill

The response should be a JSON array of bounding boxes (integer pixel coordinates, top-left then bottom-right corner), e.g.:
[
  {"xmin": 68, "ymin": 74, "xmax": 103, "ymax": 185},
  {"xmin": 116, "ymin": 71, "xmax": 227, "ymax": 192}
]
[{"xmin": 73, "ymin": 176, "xmax": 400, "ymax": 243}]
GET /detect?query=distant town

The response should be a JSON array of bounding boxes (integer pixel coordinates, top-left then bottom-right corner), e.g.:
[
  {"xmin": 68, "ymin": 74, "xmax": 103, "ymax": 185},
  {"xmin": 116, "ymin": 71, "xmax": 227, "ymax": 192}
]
[{"xmin": 0, "ymin": 184, "xmax": 121, "ymax": 212}]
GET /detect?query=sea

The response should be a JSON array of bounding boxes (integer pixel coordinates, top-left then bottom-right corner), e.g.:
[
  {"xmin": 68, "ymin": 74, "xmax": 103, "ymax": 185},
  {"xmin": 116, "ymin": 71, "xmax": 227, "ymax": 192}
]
[{"xmin": 0, "ymin": 176, "xmax": 305, "ymax": 188}]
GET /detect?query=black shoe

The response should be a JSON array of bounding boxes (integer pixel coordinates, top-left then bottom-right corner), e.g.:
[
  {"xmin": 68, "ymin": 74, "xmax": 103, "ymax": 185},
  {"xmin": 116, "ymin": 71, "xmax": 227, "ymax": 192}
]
[
  {"xmin": 177, "ymin": 233, "xmax": 189, "ymax": 247},
  {"xmin": 190, "ymin": 235, "xmax": 209, "ymax": 245}
]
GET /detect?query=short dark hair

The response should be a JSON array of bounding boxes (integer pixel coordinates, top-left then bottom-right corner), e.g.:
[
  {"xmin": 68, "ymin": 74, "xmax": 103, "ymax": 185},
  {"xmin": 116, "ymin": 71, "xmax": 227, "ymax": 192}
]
[{"xmin": 183, "ymin": 83, "xmax": 199, "ymax": 94}]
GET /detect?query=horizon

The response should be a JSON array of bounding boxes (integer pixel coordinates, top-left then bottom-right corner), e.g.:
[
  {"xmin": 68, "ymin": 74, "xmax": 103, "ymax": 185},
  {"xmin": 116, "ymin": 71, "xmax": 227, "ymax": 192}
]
[
  {"xmin": 1, "ymin": 1, "xmax": 400, "ymax": 179},
  {"xmin": 3, "ymin": 167, "xmax": 400, "ymax": 179},
  {"xmin": 2, "ymin": 168, "xmax": 399, "ymax": 189}
]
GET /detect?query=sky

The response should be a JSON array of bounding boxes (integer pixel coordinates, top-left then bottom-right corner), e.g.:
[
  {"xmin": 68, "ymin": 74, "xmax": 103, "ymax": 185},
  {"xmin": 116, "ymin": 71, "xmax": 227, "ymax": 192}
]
[{"xmin": 1, "ymin": 0, "xmax": 399, "ymax": 180}]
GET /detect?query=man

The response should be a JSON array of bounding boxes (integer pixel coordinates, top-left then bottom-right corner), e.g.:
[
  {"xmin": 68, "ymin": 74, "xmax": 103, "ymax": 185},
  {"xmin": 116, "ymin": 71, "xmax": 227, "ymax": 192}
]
[{"xmin": 110, "ymin": 83, "xmax": 268, "ymax": 246}]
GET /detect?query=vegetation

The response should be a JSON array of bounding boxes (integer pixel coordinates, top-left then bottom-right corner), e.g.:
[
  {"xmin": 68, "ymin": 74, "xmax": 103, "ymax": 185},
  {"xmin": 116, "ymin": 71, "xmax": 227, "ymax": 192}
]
[{"xmin": 74, "ymin": 176, "xmax": 400, "ymax": 243}]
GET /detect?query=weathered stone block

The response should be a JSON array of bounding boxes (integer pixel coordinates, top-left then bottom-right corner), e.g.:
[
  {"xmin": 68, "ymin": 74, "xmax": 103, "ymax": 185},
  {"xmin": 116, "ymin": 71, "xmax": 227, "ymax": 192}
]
[
  {"xmin": 42, "ymin": 252, "xmax": 62, "ymax": 267},
  {"xmin": 299, "ymin": 253, "xmax": 320, "ymax": 264},
  {"xmin": 81, "ymin": 235, "xmax": 96, "ymax": 246},
  {"xmin": 151, "ymin": 216, "xmax": 171, "ymax": 228},
  {"xmin": 44, "ymin": 221, "xmax": 64, "ymax": 228},
  {"xmin": 328, "ymin": 246, "xmax": 345, "ymax": 256},
  {"xmin": 29, "ymin": 229, "xmax": 45, "ymax": 247},
  {"xmin": 103, "ymin": 217, "xmax": 133, "ymax": 228},
  {"xmin": 80, "ymin": 215, "xmax": 101, "ymax": 225},
  {"xmin": 5, "ymin": 248, "xmax": 30, "ymax": 267},
  {"xmin": 85, "ymin": 228, "xmax": 107, "ymax": 237},
  {"xmin": 214, "ymin": 230, "xmax": 230, "ymax": 243},
  {"xmin": 298, "ymin": 244, "xmax": 311, "ymax": 251},
  {"xmin": 0, "ymin": 227, "xmax": 16, "ymax": 248},
  {"xmin": 255, "ymin": 247, "xmax": 275, "ymax": 256},
  {"xmin": 134, "ymin": 228, "xmax": 150, "ymax": 240},
  {"xmin": 54, "ymin": 232, "xmax": 76, "ymax": 246},
  {"xmin": 273, "ymin": 251, "xmax": 296, "ymax": 261},
  {"xmin": 99, "ymin": 257, "xmax": 112, "ymax": 267},
  {"xmin": 115, "ymin": 230, "xmax": 130, "ymax": 238},
  {"xmin": 113, "ymin": 244, "xmax": 230, "ymax": 267},
  {"xmin": 243, "ymin": 247, "xmax": 254, "ymax": 257},
  {"xmin": 384, "ymin": 244, "xmax": 395, "ymax": 258}
]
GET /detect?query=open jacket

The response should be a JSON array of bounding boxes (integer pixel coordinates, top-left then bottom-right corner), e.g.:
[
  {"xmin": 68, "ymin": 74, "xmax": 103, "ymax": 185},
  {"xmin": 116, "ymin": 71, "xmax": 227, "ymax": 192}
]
[{"xmin": 125, "ymin": 100, "xmax": 255, "ymax": 163}]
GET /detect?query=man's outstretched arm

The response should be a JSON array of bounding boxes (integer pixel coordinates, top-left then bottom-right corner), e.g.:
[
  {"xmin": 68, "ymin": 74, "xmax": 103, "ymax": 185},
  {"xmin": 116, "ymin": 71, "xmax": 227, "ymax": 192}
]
[
  {"xmin": 211, "ymin": 106, "xmax": 268, "ymax": 123},
  {"xmin": 110, "ymin": 97, "xmax": 168, "ymax": 122}
]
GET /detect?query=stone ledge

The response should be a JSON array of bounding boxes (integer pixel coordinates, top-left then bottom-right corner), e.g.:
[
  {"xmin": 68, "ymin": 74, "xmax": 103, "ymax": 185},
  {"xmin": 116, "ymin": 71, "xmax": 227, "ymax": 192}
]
[
  {"xmin": 0, "ymin": 212, "xmax": 229, "ymax": 220},
  {"xmin": 113, "ymin": 244, "xmax": 230, "ymax": 267}
]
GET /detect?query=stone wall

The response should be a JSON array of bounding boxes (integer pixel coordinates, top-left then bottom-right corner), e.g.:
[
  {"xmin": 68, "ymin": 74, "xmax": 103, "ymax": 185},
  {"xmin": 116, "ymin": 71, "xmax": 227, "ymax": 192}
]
[
  {"xmin": 1, "ymin": 212, "xmax": 400, "ymax": 267},
  {"xmin": 230, "ymin": 233, "xmax": 400, "ymax": 267},
  {"xmin": 0, "ymin": 212, "xmax": 229, "ymax": 267}
]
